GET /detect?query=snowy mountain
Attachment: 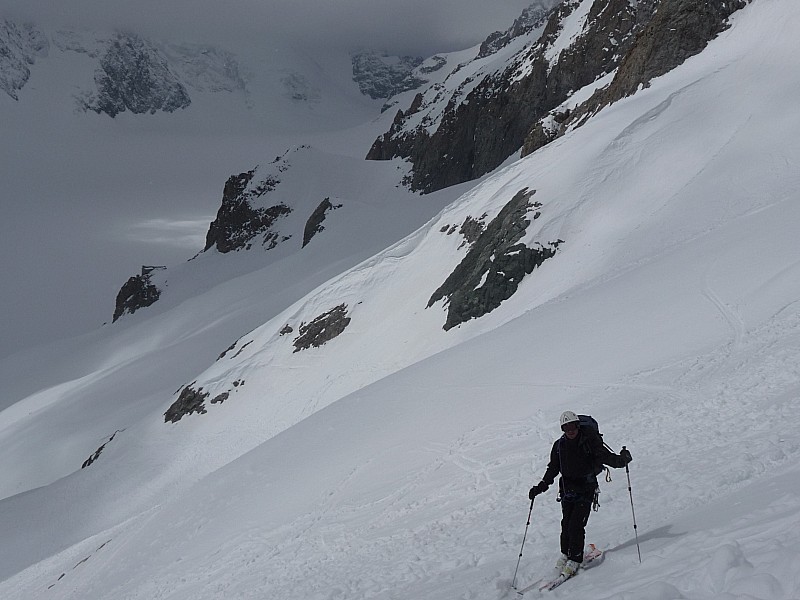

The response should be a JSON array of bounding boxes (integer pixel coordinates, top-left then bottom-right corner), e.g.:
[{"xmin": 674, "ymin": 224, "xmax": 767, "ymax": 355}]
[
  {"xmin": 0, "ymin": 20, "xmax": 369, "ymax": 118},
  {"xmin": 366, "ymin": 0, "xmax": 746, "ymax": 193},
  {"xmin": 2, "ymin": 1, "xmax": 800, "ymax": 599},
  {"xmin": 0, "ymin": 16, "xmax": 403, "ymax": 358}
]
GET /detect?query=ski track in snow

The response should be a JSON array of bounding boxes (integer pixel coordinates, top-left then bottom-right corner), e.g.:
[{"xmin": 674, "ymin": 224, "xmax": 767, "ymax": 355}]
[
  {"xmin": 260, "ymin": 300, "xmax": 800, "ymax": 600},
  {"xmin": 68, "ymin": 296, "xmax": 799, "ymax": 600},
  {"xmin": 3, "ymin": 1, "xmax": 800, "ymax": 599}
]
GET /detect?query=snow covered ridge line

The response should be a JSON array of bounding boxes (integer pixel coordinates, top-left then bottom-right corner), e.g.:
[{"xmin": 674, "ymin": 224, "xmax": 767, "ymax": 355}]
[
  {"xmin": 367, "ymin": 0, "xmax": 749, "ymax": 194},
  {"xmin": 351, "ymin": 1, "xmax": 557, "ymax": 110}
]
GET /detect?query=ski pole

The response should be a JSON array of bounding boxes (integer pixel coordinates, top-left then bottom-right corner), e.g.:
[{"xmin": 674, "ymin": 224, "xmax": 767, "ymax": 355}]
[
  {"xmin": 623, "ymin": 446, "xmax": 642, "ymax": 563},
  {"xmin": 511, "ymin": 498, "xmax": 535, "ymax": 591}
]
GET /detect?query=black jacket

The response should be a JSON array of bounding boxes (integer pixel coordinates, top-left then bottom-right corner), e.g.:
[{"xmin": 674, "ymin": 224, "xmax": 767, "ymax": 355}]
[{"xmin": 540, "ymin": 429, "xmax": 627, "ymax": 497}]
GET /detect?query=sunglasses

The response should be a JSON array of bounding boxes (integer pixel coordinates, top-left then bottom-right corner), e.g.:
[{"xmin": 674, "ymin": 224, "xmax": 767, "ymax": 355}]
[{"xmin": 561, "ymin": 422, "xmax": 579, "ymax": 432}]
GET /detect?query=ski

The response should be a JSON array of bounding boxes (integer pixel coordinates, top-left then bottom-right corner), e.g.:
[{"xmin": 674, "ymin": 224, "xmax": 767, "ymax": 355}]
[
  {"xmin": 517, "ymin": 545, "xmax": 604, "ymax": 596},
  {"xmin": 539, "ymin": 572, "xmax": 573, "ymax": 591},
  {"xmin": 513, "ymin": 577, "xmax": 546, "ymax": 596}
]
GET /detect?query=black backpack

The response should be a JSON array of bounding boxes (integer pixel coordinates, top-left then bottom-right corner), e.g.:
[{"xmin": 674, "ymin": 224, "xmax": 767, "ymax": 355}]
[{"xmin": 577, "ymin": 414, "xmax": 614, "ymax": 475}]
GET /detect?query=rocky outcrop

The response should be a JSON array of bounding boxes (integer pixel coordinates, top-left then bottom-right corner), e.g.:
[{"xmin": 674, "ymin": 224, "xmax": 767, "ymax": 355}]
[
  {"xmin": 204, "ymin": 168, "xmax": 292, "ymax": 253},
  {"xmin": 477, "ymin": 1, "xmax": 553, "ymax": 59},
  {"xmin": 368, "ymin": 0, "xmax": 746, "ymax": 193},
  {"xmin": 80, "ymin": 32, "xmax": 191, "ymax": 116},
  {"xmin": 112, "ymin": 265, "xmax": 165, "ymax": 322},
  {"xmin": 164, "ymin": 384, "xmax": 209, "ymax": 422},
  {"xmin": 428, "ymin": 189, "xmax": 561, "ymax": 330},
  {"xmin": 163, "ymin": 384, "xmax": 233, "ymax": 423},
  {"xmin": 351, "ymin": 50, "xmax": 426, "ymax": 100},
  {"xmin": 293, "ymin": 304, "xmax": 352, "ymax": 352},
  {"xmin": 302, "ymin": 198, "xmax": 342, "ymax": 247},
  {"xmin": 521, "ymin": 109, "xmax": 571, "ymax": 157},
  {"xmin": 81, "ymin": 430, "xmax": 122, "ymax": 468},
  {"xmin": 0, "ymin": 20, "xmax": 48, "ymax": 100},
  {"xmin": 586, "ymin": 0, "xmax": 746, "ymax": 111},
  {"xmin": 367, "ymin": 0, "xmax": 643, "ymax": 193},
  {"xmin": 53, "ymin": 28, "xmax": 247, "ymax": 112},
  {"xmin": 524, "ymin": 0, "xmax": 746, "ymax": 155}
]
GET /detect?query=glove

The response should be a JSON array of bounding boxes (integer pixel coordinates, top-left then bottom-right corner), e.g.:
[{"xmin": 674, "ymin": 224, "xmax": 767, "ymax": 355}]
[
  {"xmin": 620, "ymin": 447, "xmax": 632, "ymax": 465},
  {"xmin": 528, "ymin": 482, "xmax": 547, "ymax": 500}
]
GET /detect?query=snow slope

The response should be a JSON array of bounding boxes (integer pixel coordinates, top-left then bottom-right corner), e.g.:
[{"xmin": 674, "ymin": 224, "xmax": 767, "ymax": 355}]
[{"xmin": 1, "ymin": 1, "xmax": 800, "ymax": 599}]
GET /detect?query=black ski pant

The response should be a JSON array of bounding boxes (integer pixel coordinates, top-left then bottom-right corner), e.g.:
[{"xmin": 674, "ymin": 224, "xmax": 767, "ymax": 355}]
[{"xmin": 560, "ymin": 498, "xmax": 592, "ymax": 563}]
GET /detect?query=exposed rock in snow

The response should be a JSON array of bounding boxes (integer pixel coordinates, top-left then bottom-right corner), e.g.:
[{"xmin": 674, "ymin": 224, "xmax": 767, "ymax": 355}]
[
  {"xmin": 368, "ymin": 0, "xmax": 642, "ymax": 192},
  {"xmin": 368, "ymin": 0, "xmax": 746, "ymax": 194},
  {"xmin": 0, "ymin": 20, "xmax": 48, "ymax": 100},
  {"xmin": 584, "ymin": 0, "xmax": 748, "ymax": 113},
  {"xmin": 164, "ymin": 384, "xmax": 210, "ymax": 423},
  {"xmin": 477, "ymin": 1, "xmax": 554, "ymax": 59},
  {"xmin": 303, "ymin": 197, "xmax": 342, "ymax": 248},
  {"xmin": 292, "ymin": 304, "xmax": 352, "ymax": 352},
  {"xmin": 203, "ymin": 166, "xmax": 292, "ymax": 254},
  {"xmin": 81, "ymin": 430, "xmax": 121, "ymax": 469},
  {"xmin": 428, "ymin": 189, "xmax": 560, "ymax": 331},
  {"xmin": 78, "ymin": 32, "xmax": 191, "ymax": 117},
  {"xmin": 3, "ymin": 23, "xmax": 248, "ymax": 114},
  {"xmin": 112, "ymin": 266, "xmax": 165, "ymax": 322},
  {"xmin": 351, "ymin": 50, "xmax": 426, "ymax": 100}
]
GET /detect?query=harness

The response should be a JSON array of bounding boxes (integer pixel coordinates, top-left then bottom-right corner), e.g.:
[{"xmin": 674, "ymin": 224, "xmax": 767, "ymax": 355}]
[{"xmin": 556, "ymin": 434, "xmax": 612, "ymax": 511}]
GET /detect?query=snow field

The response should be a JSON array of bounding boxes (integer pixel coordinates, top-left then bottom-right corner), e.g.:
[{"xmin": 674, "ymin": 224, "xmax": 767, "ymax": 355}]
[{"xmin": 1, "ymin": 1, "xmax": 800, "ymax": 599}]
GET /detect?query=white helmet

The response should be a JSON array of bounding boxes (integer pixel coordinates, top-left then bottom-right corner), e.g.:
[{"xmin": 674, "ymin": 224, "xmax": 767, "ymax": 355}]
[{"xmin": 560, "ymin": 411, "xmax": 580, "ymax": 427}]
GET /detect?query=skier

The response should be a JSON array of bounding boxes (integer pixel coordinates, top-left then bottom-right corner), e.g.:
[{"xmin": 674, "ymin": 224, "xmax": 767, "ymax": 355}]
[{"xmin": 528, "ymin": 411, "xmax": 632, "ymax": 579}]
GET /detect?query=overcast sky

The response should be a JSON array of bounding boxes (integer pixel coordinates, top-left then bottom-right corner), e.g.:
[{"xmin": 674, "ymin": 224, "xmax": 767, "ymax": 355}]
[{"xmin": 5, "ymin": 0, "xmax": 542, "ymax": 56}]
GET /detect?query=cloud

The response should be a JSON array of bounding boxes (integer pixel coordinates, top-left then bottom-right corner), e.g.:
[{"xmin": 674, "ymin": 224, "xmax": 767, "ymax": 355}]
[
  {"xmin": 119, "ymin": 217, "xmax": 214, "ymax": 251},
  {"xmin": 4, "ymin": 0, "xmax": 538, "ymax": 56}
]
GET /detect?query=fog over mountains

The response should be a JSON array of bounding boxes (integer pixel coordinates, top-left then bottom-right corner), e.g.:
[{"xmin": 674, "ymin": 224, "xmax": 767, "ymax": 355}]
[{"xmin": 2, "ymin": 1, "xmax": 800, "ymax": 599}]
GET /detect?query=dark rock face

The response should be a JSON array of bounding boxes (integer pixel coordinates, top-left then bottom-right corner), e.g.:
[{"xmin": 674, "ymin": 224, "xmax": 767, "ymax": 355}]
[
  {"xmin": 210, "ymin": 391, "xmax": 229, "ymax": 405},
  {"xmin": 164, "ymin": 384, "xmax": 209, "ymax": 423},
  {"xmin": 596, "ymin": 0, "xmax": 746, "ymax": 105},
  {"xmin": 477, "ymin": 2, "xmax": 553, "ymax": 59},
  {"xmin": 0, "ymin": 21, "xmax": 48, "ymax": 100},
  {"xmin": 112, "ymin": 265, "xmax": 165, "ymax": 322},
  {"xmin": 293, "ymin": 304, "xmax": 352, "ymax": 352},
  {"xmin": 368, "ymin": 0, "xmax": 746, "ymax": 194},
  {"xmin": 302, "ymin": 198, "xmax": 342, "ymax": 247},
  {"xmin": 428, "ymin": 189, "xmax": 561, "ymax": 330},
  {"xmin": 163, "ymin": 378, "xmax": 241, "ymax": 422},
  {"xmin": 367, "ymin": 0, "xmax": 641, "ymax": 193},
  {"xmin": 525, "ymin": 0, "xmax": 744, "ymax": 155},
  {"xmin": 351, "ymin": 51, "xmax": 426, "ymax": 100},
  {"xmin": 82, "ymin": 32, "xmax": 191, "ymax": 117},
  {"xmin": 81, "ymin": 430, "xmax": 122, "ymax": 468},
  {"xmin": 204, "ymin": 169, "xmax": 292, "ymax": 253}
]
